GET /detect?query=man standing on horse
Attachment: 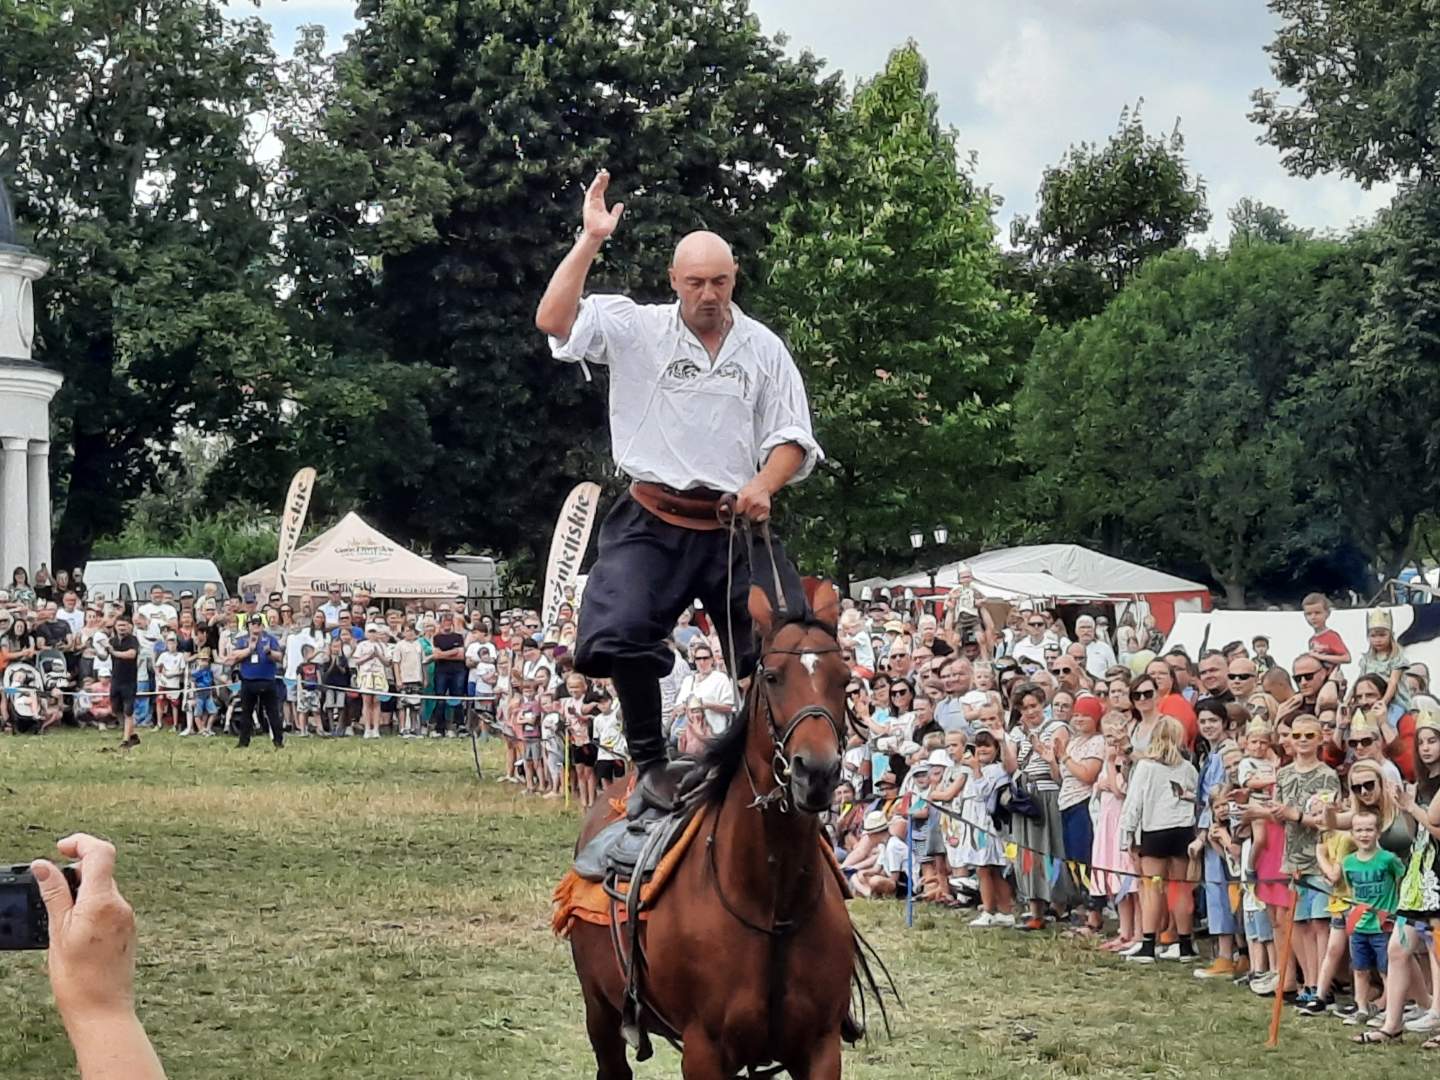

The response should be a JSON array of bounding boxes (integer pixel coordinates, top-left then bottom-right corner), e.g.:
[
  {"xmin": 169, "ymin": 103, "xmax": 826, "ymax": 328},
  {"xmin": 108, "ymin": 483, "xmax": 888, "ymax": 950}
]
[{"xmin": 535, "ymin": 169, "xmax": 820, "ymax": 815}]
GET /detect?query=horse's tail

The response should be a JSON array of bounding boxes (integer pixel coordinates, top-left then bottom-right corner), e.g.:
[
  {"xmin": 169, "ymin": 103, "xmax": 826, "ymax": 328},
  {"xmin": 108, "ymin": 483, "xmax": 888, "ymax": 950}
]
[{"xmin": 847, "ymin": 923, "xmax": 900, "ymax": 1043}]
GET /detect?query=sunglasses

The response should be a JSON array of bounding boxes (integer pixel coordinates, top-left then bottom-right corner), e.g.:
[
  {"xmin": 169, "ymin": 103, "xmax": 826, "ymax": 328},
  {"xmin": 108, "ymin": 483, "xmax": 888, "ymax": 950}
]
[
  {"xmin": 695, "ymin": 655, "xmax": 713, "ymax": 662},
  {"xmin": 1292, "ymin": 732, "xmax": 1319, "ymax": 741},
  {"xmin": 892, "ymin": 687, "xmax": 912, "ymax": 696},
  {"xmin": 846, "ymin": 688, "xmax": 862, "ymax": 697},
  {"xmin": 1227, "ymin": 672, "xmax": 1254, "ymax": 682},
  {"xmin": 1053, "ymin": 666, "xmax": 1075, "ymax": 675},
  {"xmin": 1028, "ymin": 621, "xmax": 1045, "ymax": 628},
  {"xmin": 1347, "ymin": 737, "xmax": 1376, "ymax": 749},
  {"xmin": 1132, "ymin": 689, "xmax": 1156, "ymax": 700},
  {"xmin": 1352, "ymin": 780, "xmax": 1378, "ymax": 795},
  {"xmin": 1296, "ymin": 670, "xmax": 1323, "ymax": 681}
]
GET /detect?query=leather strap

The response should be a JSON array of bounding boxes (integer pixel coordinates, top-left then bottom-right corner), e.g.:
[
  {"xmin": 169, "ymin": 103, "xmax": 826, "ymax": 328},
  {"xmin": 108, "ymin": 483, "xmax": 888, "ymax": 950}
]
[{"xmin": 629, "ymin": 482, "xmax": 727, "ymax": 531}]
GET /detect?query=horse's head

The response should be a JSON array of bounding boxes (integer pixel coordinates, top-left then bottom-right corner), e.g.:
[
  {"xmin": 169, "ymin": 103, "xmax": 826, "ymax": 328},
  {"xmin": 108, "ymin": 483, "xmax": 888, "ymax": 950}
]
[{"xmin": 748, "ymin": 580, "xmax": 849, "ymax": 814}]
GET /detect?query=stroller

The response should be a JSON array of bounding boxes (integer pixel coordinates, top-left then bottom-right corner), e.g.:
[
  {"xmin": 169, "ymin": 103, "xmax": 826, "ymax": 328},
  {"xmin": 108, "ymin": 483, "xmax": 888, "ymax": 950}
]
[{"xmin": 3, "ymin": 662, "xmax": 54, "ymax": 734}]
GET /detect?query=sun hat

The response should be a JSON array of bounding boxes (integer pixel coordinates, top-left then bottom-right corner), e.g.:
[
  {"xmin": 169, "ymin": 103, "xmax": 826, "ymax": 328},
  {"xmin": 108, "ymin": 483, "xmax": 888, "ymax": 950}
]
[
  {"xmin": 926, "ymin": 748, "xmax": 951, "ymax": 767},
  {"xmin": 863, "ymin": 810, "xmax": 888, "ymax": 833}
]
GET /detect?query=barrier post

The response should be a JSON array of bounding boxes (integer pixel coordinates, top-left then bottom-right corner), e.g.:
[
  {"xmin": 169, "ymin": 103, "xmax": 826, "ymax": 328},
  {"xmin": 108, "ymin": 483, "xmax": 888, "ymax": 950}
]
[{"xmin": 1266, "ymin": 880, "xmax": 1299, "ymax": 1048}]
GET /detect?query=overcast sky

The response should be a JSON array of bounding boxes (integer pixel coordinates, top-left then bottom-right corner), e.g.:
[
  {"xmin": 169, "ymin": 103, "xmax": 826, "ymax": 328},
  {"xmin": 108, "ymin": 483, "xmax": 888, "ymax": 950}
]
[{"xmin": 238, "ymin": 0, "xmax": 1392, "ymax": 245}]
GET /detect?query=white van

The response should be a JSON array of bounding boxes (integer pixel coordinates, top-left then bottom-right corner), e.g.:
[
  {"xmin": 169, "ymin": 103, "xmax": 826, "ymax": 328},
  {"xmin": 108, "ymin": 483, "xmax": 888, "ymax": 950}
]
[{"xmin": 83, "ymin": 557, "xmax": 229, "ymax": 604}]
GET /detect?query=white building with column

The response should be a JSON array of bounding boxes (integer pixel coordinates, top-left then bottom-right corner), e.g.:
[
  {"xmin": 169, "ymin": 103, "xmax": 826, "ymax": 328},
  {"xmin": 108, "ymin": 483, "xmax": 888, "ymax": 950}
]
[{"xmin": 0, "ymin": 180, "xmax": 63, "ymax": 581}]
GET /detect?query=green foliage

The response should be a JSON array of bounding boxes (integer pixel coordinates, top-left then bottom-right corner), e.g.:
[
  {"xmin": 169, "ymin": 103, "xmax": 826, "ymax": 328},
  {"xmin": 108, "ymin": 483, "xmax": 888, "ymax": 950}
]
[
  {"xmin": 1228, "ymin": 198, "xmax": 1309, "ymax": 246},
  {"xmin": 757, "ymin": 43, "xmax": 1033, "ymax": 585},
  {"xmin": 0, "ymin": 0, "xmax": 290, "ymax": 562},
  {"xmin": 1009, "ymin": 103, "xmax": 1210, "ymax": 324},
  {"xmin": 1252, "ymin": 0, "xmax": 1440, "ymax": 185},
  {"xmin": 1016, "ymin": 239, "xmax": 1370, "ymax": 605},
  {"xmin": 91, "ymin": 506, "xmax": 279, "ymax": 586},
  {"xmin": 277, "ymin": 0, "xmax": 842, "ymax": 560}
]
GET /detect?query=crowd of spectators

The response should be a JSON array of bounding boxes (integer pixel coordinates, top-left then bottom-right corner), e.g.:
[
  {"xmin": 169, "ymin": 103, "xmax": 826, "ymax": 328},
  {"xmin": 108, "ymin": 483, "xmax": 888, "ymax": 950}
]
[{"xmin": 825, "ymin": 585, "xmax": 1440, "ymax": 1052}]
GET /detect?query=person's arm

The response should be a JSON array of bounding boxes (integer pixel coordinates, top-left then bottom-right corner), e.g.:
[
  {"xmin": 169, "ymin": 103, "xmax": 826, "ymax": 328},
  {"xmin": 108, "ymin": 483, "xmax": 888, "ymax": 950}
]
[
  {"xmin": 1119, "ymin": 763, "xmax": 1148, "ymax": 844},
  {"xmin": 1316, "ymin": 839, "xmax": 1342, "ymax": 885},
  {"xmin": 736, "ymin": 443, "xmax": 807, "ymax": 523},
  {"xmin": 31, "ymin": 835, "xmax": 166, "ymax": 1080},
  {"xmin": 534, "ymin": 171, "xmax": 623, "ymax": 340},
  {"xmin": 1380, "ymin": 666, "xmax": 1403, "ymax": 708},
  {"xmin": 1061, "ymin": 741, "xmax": 1103, "ymax": 786},
  {"xmin": 1000, "ymin": 731, "xmax": 1019, "ymax": 774}
]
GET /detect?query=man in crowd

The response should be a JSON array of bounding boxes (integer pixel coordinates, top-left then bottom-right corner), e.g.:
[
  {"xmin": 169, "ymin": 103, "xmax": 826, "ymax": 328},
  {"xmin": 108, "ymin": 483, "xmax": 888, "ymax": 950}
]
[
  {"xmin": 1074, "ymin": 614, "xmax": 1116, "ymax": 679},
  {"xmin": 1011, "ymin": 611, "xmax": 1051, "ymax": 669},
  {"xmin": 430, "ymin": 612, "xmax": 468, "ymax": 738},
  {"xmin": 137, "ymin": 585, "xmax": 176, "ymax": 631},
  {"xmin": 226, "ymin": 613, "xmax": 285, "ymax": 749},
  {"xmin": 1196, "ymin": 650, "xmax": 1233, "ymax": 703},
  {"xmin": 320, "ymin": 587, "xmax": 346, "ymax": 628},
  {"xmin": 1227, "ymin": 655, "xmax": 1259, "ymax": 702},
  {"xmin": 673, "ymin": 643, "xmax": 734, "ymax": 743},
  {"xmin": 934, "ymin": 657, "xmax": 973, "ymax": 735},
  {"xmin": 106, "ymin": 615, "xmax": 140, "ymax": 748}
]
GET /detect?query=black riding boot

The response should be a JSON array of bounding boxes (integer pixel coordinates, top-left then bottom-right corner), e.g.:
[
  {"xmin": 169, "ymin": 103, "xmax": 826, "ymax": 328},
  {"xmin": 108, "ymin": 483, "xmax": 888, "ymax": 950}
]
[{"xmin": 610, "ymin": 660, "xmax": 684, "ymax": 817}]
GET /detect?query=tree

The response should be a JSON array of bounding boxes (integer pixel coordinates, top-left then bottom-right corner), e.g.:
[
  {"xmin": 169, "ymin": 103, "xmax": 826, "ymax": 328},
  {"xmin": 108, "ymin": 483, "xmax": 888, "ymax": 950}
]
[
  {"xmin": 1251, "ymin": 0, "xmax": 1440, "ymax": 185},
  {"xmin": 1009, "ymin": 103, "xmax": 1210, "ymax": 324},
  {"xmin": 756, "ymin": 43, "xmax": 1033, "ymax": 587},
  {"xmin": 1228, "ymin": 197, "xmax": 1308, "ymax": 246},
  {"xmin": 0, "ymin": 0, "xmax": 289, "ymax": 564},
  {"xmin": 278, "ymin": 0, "xmax": 842, "ymax": 563},
  {"xmin": 1016, "ymin": 239, "xmax": 1370, "ymax": 606}
]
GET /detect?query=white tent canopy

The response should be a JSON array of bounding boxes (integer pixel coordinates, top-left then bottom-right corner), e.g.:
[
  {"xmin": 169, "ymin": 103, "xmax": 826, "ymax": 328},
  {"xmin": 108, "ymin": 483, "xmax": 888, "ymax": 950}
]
[
  {"xmin": 874, "ymin": 544, "xmax": 1206, "ymax": 598},
  {"xmin": 239, "ymin": 512, "xmax": 466, "ymax": 600},
  {"xmin": 885, "ymin": 566, "xmax": 1107, "ymax": 602}
]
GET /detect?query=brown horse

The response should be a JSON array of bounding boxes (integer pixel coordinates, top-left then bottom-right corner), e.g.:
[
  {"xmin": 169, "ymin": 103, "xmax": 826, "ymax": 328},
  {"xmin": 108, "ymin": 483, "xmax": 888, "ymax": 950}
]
[{"xmin": 569, "ymin": 581, "xmax": 860, "ymax": 1079}]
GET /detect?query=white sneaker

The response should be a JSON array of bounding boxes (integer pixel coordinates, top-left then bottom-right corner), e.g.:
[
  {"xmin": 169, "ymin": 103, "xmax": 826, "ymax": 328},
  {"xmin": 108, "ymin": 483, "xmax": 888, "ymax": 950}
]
[
  {"xmin": 989, "ymin": 912, "xmax": 1015, "ymax": 927},
  {"xmin": 1126, "ymin": 951, "xmax": 1156, "ymax": 965},
  {"xmin": 1157, "ymin": 943, "xmax": 1181, "ymax": 961},
  {"xmin": 430, "ymin": 731, "xmax": 443, "ymax": 739},
  {"xmin": 1404, "ymin": 1010, "xmax": 1440, "ymax": 1034},
  {"xmin": 968, "ymin": 912, "xmax": 996, "ymax": 928},
  {"xmin": 1120, "ymin": 940, "xmax": 1147, "ymax": 957},
  {"xmin": 1249, "ymin": 971, "xmax": 1280, "ymax": 996},
  {"xmin": 177, "ymin": 729, "xmax": 192, "ymax": 737}
]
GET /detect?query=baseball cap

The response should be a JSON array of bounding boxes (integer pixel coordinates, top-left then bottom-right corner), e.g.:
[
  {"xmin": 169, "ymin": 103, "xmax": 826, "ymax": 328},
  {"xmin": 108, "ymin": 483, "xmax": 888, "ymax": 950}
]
[
  {"xmin": 883, "ymin": 620, "xmax": 904, "ymax": 634},
  {"xmin": 247, "ymin": 613, "xmax": 264, "ymax": 625}
]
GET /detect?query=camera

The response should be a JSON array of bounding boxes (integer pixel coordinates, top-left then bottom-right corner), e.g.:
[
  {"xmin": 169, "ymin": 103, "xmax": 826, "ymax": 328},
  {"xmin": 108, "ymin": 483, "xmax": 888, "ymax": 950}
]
[{"xmin": 0, "ymin": 862, "xmax": 80, "ymax": 950}]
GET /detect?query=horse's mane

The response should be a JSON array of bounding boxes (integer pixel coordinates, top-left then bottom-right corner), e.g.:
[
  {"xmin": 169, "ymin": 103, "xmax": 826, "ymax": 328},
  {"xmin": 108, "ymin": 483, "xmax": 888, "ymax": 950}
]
[{"xmin": 684, "ymin": 611, "xmax": 837, "ymax": 808}]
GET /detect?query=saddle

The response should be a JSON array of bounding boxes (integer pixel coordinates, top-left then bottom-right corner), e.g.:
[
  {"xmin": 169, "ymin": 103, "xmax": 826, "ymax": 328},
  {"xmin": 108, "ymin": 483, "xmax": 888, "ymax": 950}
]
[{"xmin": 573, "ymin": 759, "xmax": 701, "ymax": 884}]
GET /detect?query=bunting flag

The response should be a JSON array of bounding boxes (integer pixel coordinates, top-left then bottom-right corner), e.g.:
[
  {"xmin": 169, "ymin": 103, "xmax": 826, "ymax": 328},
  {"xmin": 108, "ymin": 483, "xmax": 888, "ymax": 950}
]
[
  {"xmin": 1004, "ymin": 842, "xmax": 1018, "ymax": 861},
  {"xmin": 1344, "ymin": 902, "xmax": 1370, "ymax": 935},
  {"xmin": 975, "ymin": 830, "xmax": 988, "ymax": 847},
  {"xmin": 1229, "ymin": 883, "xmax": 1243, "ymax": 913},
  {"xmin": 1075, "ymin": 861, "xmax": 1093, "ymax": 892},
  {"xmin": 1047, "ymin": 856, "xmax": 1063, "ymax": 886},
  {"xmin": 1021, "ymin": 849, "xmax": 1034, "ymax": 874}
]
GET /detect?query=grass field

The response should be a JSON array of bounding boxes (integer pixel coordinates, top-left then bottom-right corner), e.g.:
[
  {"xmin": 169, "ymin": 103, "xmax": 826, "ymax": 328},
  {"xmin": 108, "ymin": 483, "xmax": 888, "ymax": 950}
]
[{"xmin": 0, "ymin": 730, "xmax": 1418, "ymax": 1078}]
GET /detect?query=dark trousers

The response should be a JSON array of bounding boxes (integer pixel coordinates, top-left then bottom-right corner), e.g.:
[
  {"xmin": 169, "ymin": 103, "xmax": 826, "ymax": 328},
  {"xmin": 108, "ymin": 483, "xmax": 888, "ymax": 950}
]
[
  {"xmin": 432, "ymin": 668, "xmax": 467, "ymax": 733},
  {"xmin": 237, "ymin": 679, "xmax": 283, "ymax": 746},
  {"xmin": 574, "ymin": 492, "xmax": 803, "ymax": 768}
]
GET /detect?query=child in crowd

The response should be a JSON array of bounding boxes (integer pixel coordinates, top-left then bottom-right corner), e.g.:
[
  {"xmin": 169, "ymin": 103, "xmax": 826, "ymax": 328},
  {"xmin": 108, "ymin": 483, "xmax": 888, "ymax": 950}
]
[
  {"xmin": 1359, "ymin": 609, "xmax": 1411, "ymax": 712},
  {"xmin": 1344, "ymin": 808, "xmax": 1407, "ymax": 1027},
  {"xmin": 394, "ymin": 625, "xmax": 425, "ymax": 738},
  {"xmin": 1253, "ymin": 635, "xmax": 1275, "ymax": 673},
  {"xmin": 1308, "ymin": 801, "xmax": 1359, "ymax": 1014},
  {"xmin": 1092, "ymin": 714, "xmax": 1138, "ymax": 950},
  {"xmin": 513, "ymin": 677, "xmax": 545, "ymax": 793},
  {"xmin": 563, "ymin": 672, "xmax": 597, "ymax": 809},
  {"xmin": 185, "ymin": 649, "xmax": 216, "ymax": 736},
  {"xmin": 154, "ymin": 633, "xmax": 186, "ymax": 730},
  {"xmin": 321, "ymin": 638, "xmax": 352, "ymax": 737},
  {"xmin": 1270, "ymin": 715, "xmax": 1341, "ymax": 1003},
  {"xmin": 591, "ymin": 690, "xmax": 626, "ymax": 787},
  {"xmin": 295, "ymin": 645, "xmax": 322, "ymax": 738},
  {"xmin": 73, "ymin": 677, "xmax": 98, "ymax": 729},
  {"xmin": 952, "ymin": 729, "xmax": 1013, "ymax": 927},
  {"xmin": 1304, "ymin": 592, "xmax": 1351, "ymax": 670},
  {"xmin": 540, "ymin": 691, "xmax": 564, "ymax": 799}
]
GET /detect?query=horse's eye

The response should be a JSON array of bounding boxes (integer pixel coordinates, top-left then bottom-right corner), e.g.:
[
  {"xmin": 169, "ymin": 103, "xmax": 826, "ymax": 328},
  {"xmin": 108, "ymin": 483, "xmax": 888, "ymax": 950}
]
[{"xmin": 763, "ymin": 668, "xmax": 780, "ymax": 684}]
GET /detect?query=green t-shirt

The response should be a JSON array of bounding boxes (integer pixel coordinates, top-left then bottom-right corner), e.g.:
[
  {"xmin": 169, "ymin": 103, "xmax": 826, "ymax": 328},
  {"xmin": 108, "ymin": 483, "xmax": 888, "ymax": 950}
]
[{"xmin": 1343, "ymin": 848, "xmax": 1406, "ymax": 934}]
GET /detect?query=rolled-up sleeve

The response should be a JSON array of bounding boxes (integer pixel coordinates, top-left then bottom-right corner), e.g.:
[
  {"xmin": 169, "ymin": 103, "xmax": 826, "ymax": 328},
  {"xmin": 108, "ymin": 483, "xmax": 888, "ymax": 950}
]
[
  {"xmin": 755, "ymin": 342, "xmax": 823, "ymax": 485},
  {"xmin": 547, "ymin": 294, "xmax": 636, "ymax": 367}
]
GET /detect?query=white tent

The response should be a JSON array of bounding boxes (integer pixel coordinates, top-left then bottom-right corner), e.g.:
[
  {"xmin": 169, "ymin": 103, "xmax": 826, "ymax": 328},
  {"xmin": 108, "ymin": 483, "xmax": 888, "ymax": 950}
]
[
  {"xmin": 885, "ymin": 566, "xmax": 1107, "ymax": 602},
  {"xmin": 238, "ymin": 512, "xmax": 466, "ymax": 600}
]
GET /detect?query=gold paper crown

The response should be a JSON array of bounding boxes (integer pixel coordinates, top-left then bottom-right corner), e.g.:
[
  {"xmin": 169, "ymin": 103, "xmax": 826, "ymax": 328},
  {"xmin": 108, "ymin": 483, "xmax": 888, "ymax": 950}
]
[
  {"xmin": 1245, "ymin": 719, "xmax": 1273, "ymax": 738},
  {"xmin": 1350, "ymin": 710, "xmax": 1377, "ymax": 736},
  {"xmin": 1367, "ymin": 609, "xmax": 1393, "ymax": 632},
  {"xmin": 1417, "ymin": 708, "xmax": 1440, "ymax": 733}
]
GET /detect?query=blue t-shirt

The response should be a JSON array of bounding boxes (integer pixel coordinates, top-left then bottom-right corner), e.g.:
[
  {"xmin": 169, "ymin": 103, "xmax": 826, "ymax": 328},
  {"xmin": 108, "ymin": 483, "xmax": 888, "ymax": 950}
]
[
  {"xmin": 331, "ymin": 627, "xmax": 364, "ymax": 642},
  {"xmin": 236, "ymin": 632, "xmax": 280, "ymax": 681}
]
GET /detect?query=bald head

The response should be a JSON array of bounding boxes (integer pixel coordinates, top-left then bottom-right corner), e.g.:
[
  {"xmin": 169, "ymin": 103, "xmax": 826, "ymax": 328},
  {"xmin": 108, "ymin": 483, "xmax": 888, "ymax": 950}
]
[{"xmin": 670, "ymin": 231, "xmax": 738, "ymax": 335}]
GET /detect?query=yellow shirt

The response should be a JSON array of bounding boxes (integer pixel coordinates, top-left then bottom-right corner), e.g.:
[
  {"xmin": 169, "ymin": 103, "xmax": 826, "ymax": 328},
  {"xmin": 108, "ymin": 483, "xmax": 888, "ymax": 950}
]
[{"xmin": 1324, "ymin": 831, "xmax": 1357, "ymax": 914}]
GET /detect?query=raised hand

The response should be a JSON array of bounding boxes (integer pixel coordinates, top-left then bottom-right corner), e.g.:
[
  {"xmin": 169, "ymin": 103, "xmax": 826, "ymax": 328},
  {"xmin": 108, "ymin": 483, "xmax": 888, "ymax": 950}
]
[{"xmin": 583, "ymin": 170, "xmax": 625, "ymax": 241}]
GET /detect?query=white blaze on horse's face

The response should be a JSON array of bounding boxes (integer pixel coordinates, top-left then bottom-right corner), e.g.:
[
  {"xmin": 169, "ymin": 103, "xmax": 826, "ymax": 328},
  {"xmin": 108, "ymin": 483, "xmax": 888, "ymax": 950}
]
[{"xmin": 799, "ymin": 651, "xmax": 819, "ymax": 676}]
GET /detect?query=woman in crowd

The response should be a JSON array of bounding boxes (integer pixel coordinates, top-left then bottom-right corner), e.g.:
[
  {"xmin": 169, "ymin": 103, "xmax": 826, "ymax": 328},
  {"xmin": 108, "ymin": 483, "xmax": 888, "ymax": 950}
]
[
  {"xmin": 1192, "ymin": 698, "xmax": 1241, "ymax": 977},
  {"xmin": 351, "ymin": 624, "xmax": 388, "ymax": 740},
  {"xmin": 1059, "ymin": 694, "xmax": 1106, "ymax": 936},
  {"xmin": 1121, "ymin": 715, "xmax": 1199, "ymax": 963},
  {"xmin": 9, "ymin": 566, "xmax": 36, "ymax": 608},
  {"xmin": 1127, "ymin": 671, "xmax": 1163, "ymax": 753},
  {"xmin": 1361, "ymin": 715, "xmax": 1440, "ymax": 1046},
  {"xmin": 999, "ymin": 681, "xmax": 1074, "ymax": 930},
  {"xmin": 1092, "ymin": 713, "xmax": 1138, "ymax": 949}
]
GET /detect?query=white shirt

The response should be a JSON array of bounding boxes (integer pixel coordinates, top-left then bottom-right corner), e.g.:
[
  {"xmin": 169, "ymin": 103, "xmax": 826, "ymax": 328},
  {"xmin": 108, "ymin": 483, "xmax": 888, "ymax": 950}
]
[
  {"xmin": 57, "ymin": 606, "xmax": 85, "ymax": 635},
  {"xmin": 138, "ymin": 602, "xmax": 177, "ymax": 629},
  {"xmin": 677, "ymin": 667, "xmax": 735, "ymax": 736},
  {"xmin": 285, "ymin": 628, "xmax": 327, "ymax": 680},
  {"xmin": 1011, "ymin": 637, "xmax": 1049, "ymax": 668},
  {"xmin": 1081, "ymin": 639, "xmax": 1118, "ymax": 679},
  {"xmin": 548, "ymin": 296, "xmax": 822, "ymax": 492}
]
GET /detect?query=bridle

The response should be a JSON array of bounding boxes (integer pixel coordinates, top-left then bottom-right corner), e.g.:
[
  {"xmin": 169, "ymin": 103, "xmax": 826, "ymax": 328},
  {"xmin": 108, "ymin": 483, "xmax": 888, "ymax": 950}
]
[{"xmin": 744, "ymin": 641, "xmax": 849, "ymax": 813}]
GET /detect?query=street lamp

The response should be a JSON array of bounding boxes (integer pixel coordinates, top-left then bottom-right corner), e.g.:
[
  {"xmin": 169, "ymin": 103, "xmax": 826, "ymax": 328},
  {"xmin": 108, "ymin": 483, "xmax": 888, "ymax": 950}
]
[
  {"xmin": 907, "ymin": 522, "xmax": 952, "ymax": 598},
  {"xmin": 909, "ymin": 524, "xmax": 924, "ymax": 551}
]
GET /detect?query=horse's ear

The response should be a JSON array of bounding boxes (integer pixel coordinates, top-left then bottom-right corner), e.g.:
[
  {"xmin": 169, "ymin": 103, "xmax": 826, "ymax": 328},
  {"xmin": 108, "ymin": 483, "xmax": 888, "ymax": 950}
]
[
  {"xmin": 748, "ymin": 584, "xmax": 774, "ymax": 639},
  {"xmin": 811, "ymin": 580, "xmax": 841, "ymax": 632}
]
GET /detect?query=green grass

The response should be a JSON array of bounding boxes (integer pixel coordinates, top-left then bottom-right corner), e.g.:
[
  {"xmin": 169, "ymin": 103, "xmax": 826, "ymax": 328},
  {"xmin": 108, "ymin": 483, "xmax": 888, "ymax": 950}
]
[{"xmin": 0, "ymin": 731, "xmax": 1415, "ymax": 1077}]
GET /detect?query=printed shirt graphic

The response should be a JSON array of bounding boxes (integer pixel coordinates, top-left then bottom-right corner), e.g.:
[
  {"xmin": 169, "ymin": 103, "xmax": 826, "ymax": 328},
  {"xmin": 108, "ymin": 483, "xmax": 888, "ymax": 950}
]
[{"xmin": 1343, "ymin": 849, "xmax": 1406, "ymax": 933}]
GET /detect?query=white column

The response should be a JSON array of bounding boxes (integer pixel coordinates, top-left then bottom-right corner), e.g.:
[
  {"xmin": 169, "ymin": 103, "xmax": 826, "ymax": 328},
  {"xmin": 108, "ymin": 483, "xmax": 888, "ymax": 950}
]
[
  {"xmin": 1, "ymin": 436, "xmax": 30, "ymax": 579},
  {"xmin": 27, "ymin": 440, "xmax": 51, "ymax": 577}
]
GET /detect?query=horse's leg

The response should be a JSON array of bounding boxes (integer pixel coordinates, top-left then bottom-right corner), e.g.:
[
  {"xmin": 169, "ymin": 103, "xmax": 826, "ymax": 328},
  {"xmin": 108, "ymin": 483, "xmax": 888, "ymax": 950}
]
[
  {"xmin": 679, "ymin": 1030, "xmax": 730, "ymax": 1080},
  {"xmin": 582, "ymin": 986, "xmax": 633, "ymax": 1080},
  {"xmin": 786, "ymin": 1035, "xmax": 842, "ymax": 1080}
]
